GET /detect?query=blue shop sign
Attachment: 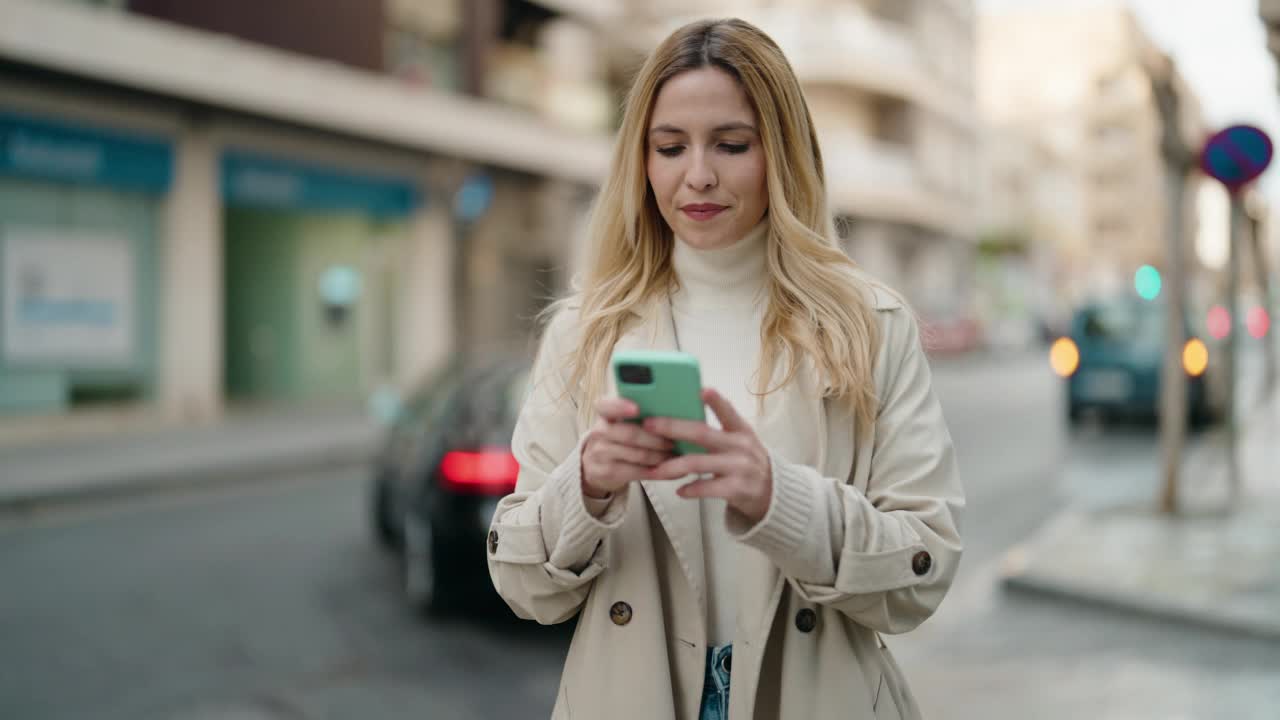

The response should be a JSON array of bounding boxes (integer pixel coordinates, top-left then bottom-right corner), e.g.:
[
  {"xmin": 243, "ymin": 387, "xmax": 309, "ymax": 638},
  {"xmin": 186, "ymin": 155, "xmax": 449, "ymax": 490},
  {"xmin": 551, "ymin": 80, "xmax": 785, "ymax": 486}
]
[
  {"xmin": 0, "ymin": 110, "xmax": 173, "ymax": 193},
  {"xmin": 222, "ymin": 150, "xmax": 421, "ymax": 218}
]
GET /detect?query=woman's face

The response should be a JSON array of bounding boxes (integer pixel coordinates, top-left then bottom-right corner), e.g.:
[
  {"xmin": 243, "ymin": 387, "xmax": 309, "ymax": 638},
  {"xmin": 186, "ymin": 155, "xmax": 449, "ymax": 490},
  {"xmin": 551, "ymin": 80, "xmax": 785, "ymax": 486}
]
[{"xmin": 646, "ymin": 67, "xmax": 768, "ymax": 250}]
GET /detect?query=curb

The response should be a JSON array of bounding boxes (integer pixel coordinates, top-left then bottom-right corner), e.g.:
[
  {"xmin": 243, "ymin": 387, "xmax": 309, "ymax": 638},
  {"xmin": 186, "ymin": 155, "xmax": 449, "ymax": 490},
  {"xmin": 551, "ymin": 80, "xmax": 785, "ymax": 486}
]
[
  {"xmin": 1000, "ymin": 548, "xmax": 1280, "ymax": 643},
  {"xmin": 1002, "ymin": 570, "xmax": 1280, "ymax": 642},
  {"xmin": 0, "ymin": 441, "xmax": 377, "ymax": 517}
]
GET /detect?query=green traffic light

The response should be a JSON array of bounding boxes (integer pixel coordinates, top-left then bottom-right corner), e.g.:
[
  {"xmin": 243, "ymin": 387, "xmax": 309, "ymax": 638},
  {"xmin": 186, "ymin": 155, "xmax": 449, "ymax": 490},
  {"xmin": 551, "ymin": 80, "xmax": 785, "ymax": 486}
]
[{"xmin": 1135, "ymin": 265, "xmax": 1162, "ymax": 301}]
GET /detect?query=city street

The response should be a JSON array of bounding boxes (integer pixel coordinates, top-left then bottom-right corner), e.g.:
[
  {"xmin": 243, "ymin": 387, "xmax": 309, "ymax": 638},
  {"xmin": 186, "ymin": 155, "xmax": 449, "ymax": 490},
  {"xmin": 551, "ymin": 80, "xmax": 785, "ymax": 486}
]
[
  {"xmin": 4, "ymin": 2, "xmax": 1280, "ymax": 719},
  {"xmin": 2, "ymin": 352, "xmax": 1278, "ymax": 720}
]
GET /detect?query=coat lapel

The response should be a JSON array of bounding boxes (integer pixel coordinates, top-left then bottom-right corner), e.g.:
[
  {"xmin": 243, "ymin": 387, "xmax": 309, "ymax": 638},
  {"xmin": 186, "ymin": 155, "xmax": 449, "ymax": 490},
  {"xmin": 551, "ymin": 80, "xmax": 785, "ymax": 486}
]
[
  {"xmin": 735, "ymin": 354, "xmax": 833, "ymax": 640},
  {"xmin": 612, "ymin": 297, "xmax": 708, "ymax": 618}
]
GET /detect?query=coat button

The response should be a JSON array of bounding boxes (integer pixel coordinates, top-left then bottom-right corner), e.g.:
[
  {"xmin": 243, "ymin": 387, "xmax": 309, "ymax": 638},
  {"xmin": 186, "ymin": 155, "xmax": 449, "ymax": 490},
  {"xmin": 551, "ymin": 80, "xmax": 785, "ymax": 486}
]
[
  {"xmin": 795, "ymin": 608, "xmax": 817, "ymax": 633},
  {"xmin": 609, "ymin": 601, "xmax": 633, "ymax": 626},
  {"xmin": 912, "ymin": 550, "xmax": 933, "ymax": 576},
  {"xmin": 487, "ymin": 530, "xmax": 499, "ymax": 555}
]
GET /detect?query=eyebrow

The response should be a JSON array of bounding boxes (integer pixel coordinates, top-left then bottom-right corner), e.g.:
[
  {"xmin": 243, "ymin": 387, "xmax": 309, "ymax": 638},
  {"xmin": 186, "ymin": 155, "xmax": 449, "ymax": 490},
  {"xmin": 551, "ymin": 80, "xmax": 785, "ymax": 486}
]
[{"xmin": 648, "ymin": 122, "xmax": 758, "ymax": 136}]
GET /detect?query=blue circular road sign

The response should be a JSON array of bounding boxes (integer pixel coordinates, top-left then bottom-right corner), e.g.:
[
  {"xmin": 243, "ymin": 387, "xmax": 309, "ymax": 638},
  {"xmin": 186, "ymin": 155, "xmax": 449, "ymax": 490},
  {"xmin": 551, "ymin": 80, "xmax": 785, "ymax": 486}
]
[{"xmin": 1200, "ymin": 124, "xmax": 1273, "ymax": 193}]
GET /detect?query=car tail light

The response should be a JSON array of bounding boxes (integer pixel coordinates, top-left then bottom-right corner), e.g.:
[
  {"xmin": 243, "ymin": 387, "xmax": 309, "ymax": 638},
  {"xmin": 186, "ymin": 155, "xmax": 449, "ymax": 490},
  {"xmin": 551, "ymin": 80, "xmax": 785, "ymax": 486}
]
[
  {"xmin": 1182, "ymin": 338, "xmax": 1209, "ymax": 377},
  {"xmin": 439, "ymin": 449, "xmax": 520, "ymax": 495},
  {"xmin": 1050, "ymin": 337, "xmax": 1080, "ymax": 378}
]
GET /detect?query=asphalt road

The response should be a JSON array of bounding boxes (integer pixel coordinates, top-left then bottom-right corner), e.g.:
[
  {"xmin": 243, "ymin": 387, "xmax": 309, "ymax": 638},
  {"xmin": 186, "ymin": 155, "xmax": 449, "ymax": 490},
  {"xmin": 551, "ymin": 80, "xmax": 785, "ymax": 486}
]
[{"xmin": 2, "ymin": 351, "xmax": 1277, "ymax": 719}]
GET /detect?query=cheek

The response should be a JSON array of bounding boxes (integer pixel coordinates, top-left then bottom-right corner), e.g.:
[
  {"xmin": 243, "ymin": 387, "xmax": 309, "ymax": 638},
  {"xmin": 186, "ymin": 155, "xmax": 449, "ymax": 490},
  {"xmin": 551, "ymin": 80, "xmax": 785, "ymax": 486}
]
[
  {"xmin": 742, "ymin": 155, "xmax": 768, "ymax": 210},
  {"xmin": 646, "ymin": 157, "xmax": 672, "ymax": 202},
  {"xmin": 647, "ymin": 159, "xmax": 686, "ymax": 210}
]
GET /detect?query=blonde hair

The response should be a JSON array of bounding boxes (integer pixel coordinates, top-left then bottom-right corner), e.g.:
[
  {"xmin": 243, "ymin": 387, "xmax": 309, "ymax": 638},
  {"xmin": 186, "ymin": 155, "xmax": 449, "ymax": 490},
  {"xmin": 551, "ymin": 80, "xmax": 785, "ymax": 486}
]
[{"xmin": 547, "ymin": 17, "xmax": 883, "ymax": 430}]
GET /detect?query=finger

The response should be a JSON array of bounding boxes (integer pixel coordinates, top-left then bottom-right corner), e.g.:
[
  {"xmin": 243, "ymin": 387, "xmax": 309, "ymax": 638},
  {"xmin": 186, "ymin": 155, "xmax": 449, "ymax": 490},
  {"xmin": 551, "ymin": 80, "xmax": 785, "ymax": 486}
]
[
  {"xmin": 646, "ymin": 453, "xmax": 740, "ymax": 481},
  {"xmin": 586, "ymin": 456, "xmax": 655, "ymax": 489},
  {"xmin": 597, "ymin": 461, "xmax": 657, "ymax": 488},
  {"xmin": 676, "ymin": 475, "xmax": 734, "ymax": 500},
  {"xmin": 603, "ymin": 422, "xmax": 676, "ymax": 452},
  {"xmin": 601, "ymin": 441, "xmax": 673, "ymax": 468},
  {"xmin": 642, "ymin": 416, "xmax": 733, "ymax": 451},
  {"xmin": 702, "ymin": 388, "xmax": 750, "ymax": 433},
  {"xmin": 595, "ymin": 396, "xmax": 639, "ymax": 423}
]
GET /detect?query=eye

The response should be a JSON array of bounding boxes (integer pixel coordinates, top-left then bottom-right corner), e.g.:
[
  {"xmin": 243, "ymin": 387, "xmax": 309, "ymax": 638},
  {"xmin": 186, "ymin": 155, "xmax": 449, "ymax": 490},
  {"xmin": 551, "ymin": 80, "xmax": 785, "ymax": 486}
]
[
  {"xmin": 719, "ymin": 143, "xmax": 749, "ymax": 154},
  {"xmin": 656, "ymin": 145, "xmax": 684, "ymax": 157}
]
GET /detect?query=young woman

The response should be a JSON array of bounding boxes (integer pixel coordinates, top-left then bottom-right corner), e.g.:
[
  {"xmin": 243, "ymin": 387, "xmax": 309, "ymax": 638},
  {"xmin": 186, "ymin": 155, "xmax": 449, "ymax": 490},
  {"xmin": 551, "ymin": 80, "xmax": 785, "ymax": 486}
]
[{"xmin": 486, "ymin": 17, "xmax": 963, "ymax": 720}]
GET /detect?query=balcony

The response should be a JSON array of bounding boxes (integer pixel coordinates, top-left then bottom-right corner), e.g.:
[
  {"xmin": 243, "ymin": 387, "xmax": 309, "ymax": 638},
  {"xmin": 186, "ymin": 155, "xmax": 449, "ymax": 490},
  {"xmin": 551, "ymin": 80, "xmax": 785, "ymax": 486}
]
[
  {"xmin": 746, "ymin": 6, "xmax": 973, "ymax": 129},
  {"xmin": 528, "ymin": 0, "xmax": 627, "ymax": 24},
  {"xmin": 0, "ymin": 0, "xmax": 613, "ymax": 184},
  {"xmin": 632, "ymin": 5, "xmax": 972, "ymax": 128},
  {"xmin": 821, "ymin": 130, "xmax": 972, "ymax": 234}
]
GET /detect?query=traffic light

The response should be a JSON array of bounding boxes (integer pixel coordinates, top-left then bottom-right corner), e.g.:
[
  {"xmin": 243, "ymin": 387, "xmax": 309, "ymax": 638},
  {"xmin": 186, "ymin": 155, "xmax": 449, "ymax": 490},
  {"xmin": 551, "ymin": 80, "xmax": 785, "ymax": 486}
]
[
  {"xmin": 1134, "ymin": 265, "xmax": 1162, "ymax": 301},
  {"xmin": 1207, "ymin": 306, "xmax": 1232, "ymax": 340},
  {"xmin": 1247, "ymin": 306, "xmax": 1270, "ymax": 339}
]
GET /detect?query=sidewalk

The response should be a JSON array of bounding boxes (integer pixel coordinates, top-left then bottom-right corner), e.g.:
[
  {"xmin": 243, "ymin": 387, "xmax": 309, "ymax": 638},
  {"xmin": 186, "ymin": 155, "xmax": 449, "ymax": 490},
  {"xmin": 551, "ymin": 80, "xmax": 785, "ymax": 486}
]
[
  {"xmin": 0, "ymin": 405, "xmax": 381, "ymax": 513},
  {"xmin": 1002, "ymin": 387, "xmax": 1280, "ymax": 640}
]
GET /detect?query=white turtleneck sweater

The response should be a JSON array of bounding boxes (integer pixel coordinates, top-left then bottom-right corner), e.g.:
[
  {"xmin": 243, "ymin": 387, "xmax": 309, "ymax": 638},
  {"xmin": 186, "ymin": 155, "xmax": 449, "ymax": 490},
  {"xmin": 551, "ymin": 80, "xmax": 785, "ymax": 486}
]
[
  {"xmin": 669, "ymin": 221, "xmax": 769, "ymax": 647},
  {"xmin": 583, "ymin": 223, "xmax": 769, "ymax": 644}
]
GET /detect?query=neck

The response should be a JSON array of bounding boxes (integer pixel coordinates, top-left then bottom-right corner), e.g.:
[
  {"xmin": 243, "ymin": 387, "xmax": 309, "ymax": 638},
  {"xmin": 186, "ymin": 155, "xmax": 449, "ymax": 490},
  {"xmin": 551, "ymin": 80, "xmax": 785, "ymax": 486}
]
[{"xmin": 670, "ymin": 221, "xmax": 769, "ymax": 310}]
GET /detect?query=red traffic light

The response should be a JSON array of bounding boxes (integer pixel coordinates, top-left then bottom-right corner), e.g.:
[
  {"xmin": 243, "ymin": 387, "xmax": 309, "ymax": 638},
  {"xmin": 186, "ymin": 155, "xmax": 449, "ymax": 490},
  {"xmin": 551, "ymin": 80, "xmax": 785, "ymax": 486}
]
[
  {"xmin": 1207, "ymin": 306, "xmax": 1232, "ymax": 340},
  {"xmin": 1247, "ymin": 306, "xmax": 1271, "ymax": 339}
]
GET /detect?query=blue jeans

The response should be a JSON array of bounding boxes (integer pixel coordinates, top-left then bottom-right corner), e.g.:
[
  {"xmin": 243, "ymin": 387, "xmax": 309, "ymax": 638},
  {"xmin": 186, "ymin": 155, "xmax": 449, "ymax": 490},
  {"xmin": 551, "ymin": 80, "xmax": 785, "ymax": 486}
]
[{"xmin": 699, "ymin": 644, "xmax": 732, "ymax": 720}]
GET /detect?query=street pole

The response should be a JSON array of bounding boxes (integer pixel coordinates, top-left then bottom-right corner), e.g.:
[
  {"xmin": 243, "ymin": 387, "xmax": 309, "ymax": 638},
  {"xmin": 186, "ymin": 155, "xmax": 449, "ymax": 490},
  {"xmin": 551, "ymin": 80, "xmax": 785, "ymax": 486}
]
[
  {"xmin": 1246, "ymin": 199, "xmax": 1277, "ymax": 396},
  {"xmin": 1225, "ymin": 196, "xmax": 1244, "ymax": 505},
  {"xmin": 1152, "ymin": 64, "xmax": 1190, "ymax": 515},
  {"xmin": 1198, "ymin": 123, "xmax": 1273, "ymax": 511},
  {"xmin": 1158, "ymin": 163, "xmax": 1189, "ymax": 514}
]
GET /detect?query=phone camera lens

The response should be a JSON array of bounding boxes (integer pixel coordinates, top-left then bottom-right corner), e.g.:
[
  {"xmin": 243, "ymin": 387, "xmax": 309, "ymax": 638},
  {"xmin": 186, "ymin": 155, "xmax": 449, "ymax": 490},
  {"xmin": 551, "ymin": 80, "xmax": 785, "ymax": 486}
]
[{"xmin": 618, "ymin": 364, "xmax": 653, "ymax": 385}]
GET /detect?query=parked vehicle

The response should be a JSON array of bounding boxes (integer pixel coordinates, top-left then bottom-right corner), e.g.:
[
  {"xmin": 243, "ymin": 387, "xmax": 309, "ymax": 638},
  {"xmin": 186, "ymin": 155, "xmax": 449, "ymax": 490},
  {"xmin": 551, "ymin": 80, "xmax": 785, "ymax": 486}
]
[
  {"xmin": 1054, "ymin": 298, "xmax": 1224, "ymax": 426},
  {"xmin": 369, "ymin": 356, "xmax": 530, "ymax": 614}
]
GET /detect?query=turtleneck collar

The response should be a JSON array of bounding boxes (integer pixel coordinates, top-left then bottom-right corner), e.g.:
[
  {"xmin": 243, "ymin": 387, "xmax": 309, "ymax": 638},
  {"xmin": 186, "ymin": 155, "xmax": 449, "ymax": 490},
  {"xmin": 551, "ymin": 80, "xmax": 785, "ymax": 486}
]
[{"xmin": 670, "ymin": 220, "xmax": 769, "ymax": 311}]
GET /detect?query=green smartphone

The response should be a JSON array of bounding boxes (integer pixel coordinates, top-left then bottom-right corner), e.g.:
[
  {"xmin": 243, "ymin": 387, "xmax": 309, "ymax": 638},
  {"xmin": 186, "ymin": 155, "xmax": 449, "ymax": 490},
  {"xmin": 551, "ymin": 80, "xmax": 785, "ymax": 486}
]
[{"xmin": 611, "ymin": 349, "xmax": 707, "ymax": 455}]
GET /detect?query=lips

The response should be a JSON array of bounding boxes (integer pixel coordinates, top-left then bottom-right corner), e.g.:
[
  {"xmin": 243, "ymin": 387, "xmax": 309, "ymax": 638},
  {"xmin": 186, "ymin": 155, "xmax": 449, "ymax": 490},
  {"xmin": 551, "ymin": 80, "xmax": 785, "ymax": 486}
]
[{"xmin": 681, "ymin": 203, "xmax": 727, "ymax": 221}]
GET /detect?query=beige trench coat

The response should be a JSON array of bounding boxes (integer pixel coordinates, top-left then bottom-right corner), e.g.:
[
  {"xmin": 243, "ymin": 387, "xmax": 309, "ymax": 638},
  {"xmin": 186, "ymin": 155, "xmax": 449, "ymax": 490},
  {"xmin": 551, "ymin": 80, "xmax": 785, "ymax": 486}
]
[{"xmin": 487, "ymin": 283, "xmax": 964, "ymax": 720}]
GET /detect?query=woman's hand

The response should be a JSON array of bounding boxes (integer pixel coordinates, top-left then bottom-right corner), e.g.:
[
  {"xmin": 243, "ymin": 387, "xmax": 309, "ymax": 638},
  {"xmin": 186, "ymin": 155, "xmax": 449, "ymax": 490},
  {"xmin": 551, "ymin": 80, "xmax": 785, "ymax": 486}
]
[
  {"xmin": 581, "ymin": 396, "xmax": 677, "ymax": 498},
  {"xmin": 642, "ymin": 389, "xmax": 773, "ymax": 524}
]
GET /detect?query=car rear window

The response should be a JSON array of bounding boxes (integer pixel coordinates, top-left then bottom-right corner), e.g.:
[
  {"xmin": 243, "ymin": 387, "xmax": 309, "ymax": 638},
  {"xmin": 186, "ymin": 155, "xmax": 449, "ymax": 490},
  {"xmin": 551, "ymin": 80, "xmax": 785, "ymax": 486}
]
[
  {"xmin": 1080, "ymin": 304, "xmax": 1164, "ymax": 345},
  {"xmin": 447, "ymin": 364, "xmax": 531, "ymax": 448}
]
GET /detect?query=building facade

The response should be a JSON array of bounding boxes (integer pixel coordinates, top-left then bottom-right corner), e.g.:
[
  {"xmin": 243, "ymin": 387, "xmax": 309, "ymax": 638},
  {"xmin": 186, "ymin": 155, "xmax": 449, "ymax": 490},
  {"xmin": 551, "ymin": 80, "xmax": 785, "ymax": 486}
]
[
  {"xmin": 0, "ymin": 0, "xmax": 614, "ymax": 431},
  {"xmin": 620, "ymin": 0, "xmax": 980, "ymax": 332},
  {"xmin": 0, "ymin": 0, "xmax": 983, "ymax": 433},
  {"xmin": 978, "ymin": 3, "xmax": 1206, "ymax": 318}
]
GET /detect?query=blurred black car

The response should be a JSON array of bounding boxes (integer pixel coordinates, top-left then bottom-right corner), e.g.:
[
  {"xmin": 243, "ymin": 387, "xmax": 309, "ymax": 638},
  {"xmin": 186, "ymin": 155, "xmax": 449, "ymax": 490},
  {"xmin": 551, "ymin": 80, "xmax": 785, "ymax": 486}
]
[{"xmin": 369, "ymin": 356, "xmax": 531, "ymax": 614}]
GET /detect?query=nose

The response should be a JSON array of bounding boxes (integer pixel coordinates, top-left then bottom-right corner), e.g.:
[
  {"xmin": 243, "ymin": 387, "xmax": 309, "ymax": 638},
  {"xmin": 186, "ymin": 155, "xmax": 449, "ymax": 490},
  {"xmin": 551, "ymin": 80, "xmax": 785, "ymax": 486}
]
[{"xmin": 685, "ymin": 149, "xmax": 717, "ymax": 191}]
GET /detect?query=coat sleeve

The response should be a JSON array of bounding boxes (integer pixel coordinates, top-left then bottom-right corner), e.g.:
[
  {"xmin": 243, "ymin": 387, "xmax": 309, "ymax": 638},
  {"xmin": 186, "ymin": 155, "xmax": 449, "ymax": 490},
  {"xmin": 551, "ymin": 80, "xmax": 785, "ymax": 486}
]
[
  {"xmin": 728, "ymin": 305, "xmax": 964, "ymax": 634},
  {"xmin": 486, "ymin": 310, "xmax": 631, "ymax": 625}
]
